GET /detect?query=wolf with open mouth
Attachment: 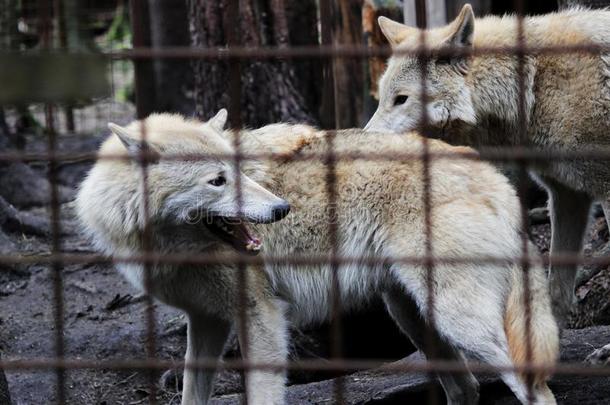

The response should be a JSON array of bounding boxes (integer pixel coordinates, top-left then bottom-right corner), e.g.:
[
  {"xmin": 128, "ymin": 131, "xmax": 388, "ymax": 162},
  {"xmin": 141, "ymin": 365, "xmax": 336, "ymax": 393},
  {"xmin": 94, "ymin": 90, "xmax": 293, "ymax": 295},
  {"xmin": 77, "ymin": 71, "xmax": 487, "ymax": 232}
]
[{"xmin": 76, "ymin": 110, "xmax": 558, "ymax": 405}]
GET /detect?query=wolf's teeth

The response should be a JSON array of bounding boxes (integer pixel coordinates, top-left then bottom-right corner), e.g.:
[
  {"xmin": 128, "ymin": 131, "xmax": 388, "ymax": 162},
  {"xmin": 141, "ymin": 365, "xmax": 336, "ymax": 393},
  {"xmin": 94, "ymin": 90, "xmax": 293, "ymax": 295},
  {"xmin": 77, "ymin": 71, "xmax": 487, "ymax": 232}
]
[{"xmin": 246, "ymin": 241, "xmax": 261, "ymax": 251}]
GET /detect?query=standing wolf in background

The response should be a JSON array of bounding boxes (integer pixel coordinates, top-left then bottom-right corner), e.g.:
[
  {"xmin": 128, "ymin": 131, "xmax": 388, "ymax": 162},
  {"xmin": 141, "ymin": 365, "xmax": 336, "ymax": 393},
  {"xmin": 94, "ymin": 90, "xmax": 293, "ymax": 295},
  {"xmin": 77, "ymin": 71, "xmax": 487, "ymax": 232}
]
[
  {"xmin": 76, "ymin": 111, "xmax": 558, "ymax": 404},
  {"xmin": 365, "ymin": 4, "xmax": 610, "ymax": 331}
]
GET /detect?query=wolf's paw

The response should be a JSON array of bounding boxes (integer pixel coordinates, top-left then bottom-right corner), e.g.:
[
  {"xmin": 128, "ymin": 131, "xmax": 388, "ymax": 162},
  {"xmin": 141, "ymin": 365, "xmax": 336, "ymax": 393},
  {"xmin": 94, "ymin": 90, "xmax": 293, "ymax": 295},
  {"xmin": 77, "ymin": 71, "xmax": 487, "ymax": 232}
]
[{"xmin": 585, "ymin": 343, "xmax": 610, "ymax": 366}]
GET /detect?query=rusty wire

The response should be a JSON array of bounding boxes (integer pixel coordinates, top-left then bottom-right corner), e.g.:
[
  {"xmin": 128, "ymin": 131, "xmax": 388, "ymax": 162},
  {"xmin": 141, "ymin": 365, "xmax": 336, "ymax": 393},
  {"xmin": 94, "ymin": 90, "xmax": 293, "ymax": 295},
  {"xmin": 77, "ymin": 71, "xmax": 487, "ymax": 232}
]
[
  {"xmin": 1, "ymin": 1, "xmax": 610, "ymax": 405},
  {"xmin": 0, "ymin": 251, "xmax": 606, "ymax": 268},
  {"xmin": 38, "ymin": 0, "xmax": 67, "ymax": 402},
  {"xmin": 224, "ymin": 2, "xmax": 253, "ymax": 404},
  {"xmin": 412, "ymin": 4, "xmax": 442, "ymax": 404},
  {"xmin": 103, "ymin": 42, "xmax": 610, "ymax": 60},
  {"xmin": 5, "ymin": 146, "xmax": 610, "ymax": 165},
  {"xmin": 517, "ymin": 3, "xmax": 534, "ymax": 404},
  {"xmin": 0, "ymin": 357, "xmax": 610, "ymax": 377},
  {"xmin": 129, "ymin": 0, "xmax": 159, "ymax": 402}
]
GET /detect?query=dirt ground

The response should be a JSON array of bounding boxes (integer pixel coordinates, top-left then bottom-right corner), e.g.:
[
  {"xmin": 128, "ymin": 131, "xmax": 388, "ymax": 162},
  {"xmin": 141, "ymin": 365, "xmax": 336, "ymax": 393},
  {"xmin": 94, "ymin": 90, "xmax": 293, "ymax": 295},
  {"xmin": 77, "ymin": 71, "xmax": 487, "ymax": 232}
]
[{"xmin": 1, "ymin": 130, "xmax": 610, "ymax": 404}]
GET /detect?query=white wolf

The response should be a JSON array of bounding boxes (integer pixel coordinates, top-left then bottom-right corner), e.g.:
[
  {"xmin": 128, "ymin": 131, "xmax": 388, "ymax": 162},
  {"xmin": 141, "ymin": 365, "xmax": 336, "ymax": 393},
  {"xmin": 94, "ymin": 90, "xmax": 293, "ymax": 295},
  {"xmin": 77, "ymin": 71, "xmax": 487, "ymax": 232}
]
[
  {"xmin": 365, "ymin": 4, "xmax": 610, "ymax": 333},
  {"xmin": 76, "ymin": 111, "xmax": 558, "ymax": 404}
]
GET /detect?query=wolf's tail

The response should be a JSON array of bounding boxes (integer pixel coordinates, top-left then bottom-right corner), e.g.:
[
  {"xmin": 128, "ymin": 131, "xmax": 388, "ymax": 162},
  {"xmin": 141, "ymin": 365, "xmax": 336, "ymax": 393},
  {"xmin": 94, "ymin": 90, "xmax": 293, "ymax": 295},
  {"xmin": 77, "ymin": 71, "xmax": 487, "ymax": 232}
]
[{"xmin": 504, "ymin": 261, "xmax": 559, "ymax": 388}]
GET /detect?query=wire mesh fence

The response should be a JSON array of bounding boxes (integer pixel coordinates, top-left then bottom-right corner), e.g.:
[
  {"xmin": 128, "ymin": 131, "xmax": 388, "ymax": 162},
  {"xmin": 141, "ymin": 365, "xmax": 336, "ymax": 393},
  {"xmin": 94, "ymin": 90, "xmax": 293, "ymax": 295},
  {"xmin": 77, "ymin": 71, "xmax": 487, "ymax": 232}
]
[{"xmin": 1, "ymin": 0, "xmax": 610, "ymax": 404}]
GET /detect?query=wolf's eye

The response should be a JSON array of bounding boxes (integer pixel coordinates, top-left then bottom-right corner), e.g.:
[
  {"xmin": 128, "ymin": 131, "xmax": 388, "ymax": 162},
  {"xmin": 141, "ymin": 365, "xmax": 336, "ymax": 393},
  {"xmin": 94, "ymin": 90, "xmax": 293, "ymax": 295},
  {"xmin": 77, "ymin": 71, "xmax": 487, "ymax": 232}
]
[
  {"xmin": 209, "ymin": 176, "xmax": 226, "ymax": 187},
  {"xmin": 436, "ymin": 55, "xmax": 452, "ymax": 65},
  {"xmin": 393, "ymin": 95, "xmax": 409, "ymax": 106}
]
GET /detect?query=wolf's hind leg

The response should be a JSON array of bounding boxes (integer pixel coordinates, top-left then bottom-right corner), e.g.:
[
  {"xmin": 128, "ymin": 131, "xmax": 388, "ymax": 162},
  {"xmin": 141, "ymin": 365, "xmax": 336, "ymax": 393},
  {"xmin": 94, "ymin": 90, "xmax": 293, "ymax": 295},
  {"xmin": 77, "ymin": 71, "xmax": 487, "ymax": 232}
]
[
  {"xmin": 181, "ymin": 313, "xmax": 231, "ymax": 405},
  {"xmin": 382, "ymin": 286, "xmax": 480, "ymax": 405},
  {"xmin": 542, "ymin": 176, "xmax": 592, "ymax": 325},
  {"xmin": 237, "ymin": 297, "xmax": 288, "ymax": 405},
  {"xmin": 498, "ymin": 372, "xmax": 556, "ymax": 405}
]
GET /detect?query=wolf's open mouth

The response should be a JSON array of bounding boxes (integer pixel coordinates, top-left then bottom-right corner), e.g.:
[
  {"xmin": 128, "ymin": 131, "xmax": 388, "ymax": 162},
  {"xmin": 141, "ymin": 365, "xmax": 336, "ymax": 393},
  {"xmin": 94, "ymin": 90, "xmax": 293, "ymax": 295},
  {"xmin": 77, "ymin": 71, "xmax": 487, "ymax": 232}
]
[{"xmin": 204, "ymin": 216, "xmax": 262, "ymax": 255}]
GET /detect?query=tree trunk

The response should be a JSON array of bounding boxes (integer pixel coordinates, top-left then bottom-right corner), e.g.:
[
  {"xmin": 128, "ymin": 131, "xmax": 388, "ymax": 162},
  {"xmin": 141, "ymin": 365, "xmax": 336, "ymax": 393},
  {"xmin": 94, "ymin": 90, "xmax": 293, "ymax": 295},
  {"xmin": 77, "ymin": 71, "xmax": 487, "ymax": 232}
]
[
  {"xmin": 129, "ymin": 0, "xmax": 157, "ymax": 119},
  {"xmin": 330, "ymin": 0, "xmax": 365, "ymax": 128},
  {"xmin": 362, "ymin": 0, "xmax": 402, "ymax": 121},
  {"xmin": 0, "ymin": 0, "xmax": 18, "ymax": 51},
  {"xmin": 187, "ymin": 0, "xmax": 318, "ymax": 126},
  {"xmin": 148, "ymin": 0, "xmax": 194, "ymax": 115},
  {"xmin": 0, "ymin": 0, "xmax": 18, "ymax": 143},
  {"xmin": 286, "ymin": 1, "xmax": 321, "ymax": 120}
]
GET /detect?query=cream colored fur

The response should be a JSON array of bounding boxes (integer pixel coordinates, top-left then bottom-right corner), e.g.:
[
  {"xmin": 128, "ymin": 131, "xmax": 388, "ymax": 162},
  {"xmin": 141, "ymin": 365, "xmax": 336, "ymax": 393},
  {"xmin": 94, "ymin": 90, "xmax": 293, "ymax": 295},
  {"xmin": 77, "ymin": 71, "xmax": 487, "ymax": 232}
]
[
  {"xmin": 367, "ymin": 4, "xmax": 610, "ymax": 331},
  {"xmin": 76, "ymin": 112, "xmax": 558, "ymax": 404}
]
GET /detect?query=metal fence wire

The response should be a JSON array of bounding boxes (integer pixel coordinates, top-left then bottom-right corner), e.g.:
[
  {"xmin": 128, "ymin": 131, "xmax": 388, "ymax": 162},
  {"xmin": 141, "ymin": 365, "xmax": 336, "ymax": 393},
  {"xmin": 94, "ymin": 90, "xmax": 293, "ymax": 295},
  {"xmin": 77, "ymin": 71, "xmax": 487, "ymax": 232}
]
[{"xmin": 1, "ymin": 0, "xmax": 610, "ymax": 404}]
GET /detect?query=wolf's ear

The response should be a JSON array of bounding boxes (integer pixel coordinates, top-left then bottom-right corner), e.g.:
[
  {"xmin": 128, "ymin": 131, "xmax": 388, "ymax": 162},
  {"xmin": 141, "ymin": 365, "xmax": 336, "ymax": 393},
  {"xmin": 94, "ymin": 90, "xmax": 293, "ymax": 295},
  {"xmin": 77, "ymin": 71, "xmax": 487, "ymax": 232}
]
[
  {"xmin": 207, "ymin": 108, "xmax": 228, "ymax": 132},
  {"xmin": 445, "ymin": 4, "xmax": 475, "ymax": 48},
  {"xmin": 108, "ymin": 123, "xmax": 159, "ymax": 163},
  {"xmin": 378, "ymin": 16, "xmax": 416, "ymax": 47}
]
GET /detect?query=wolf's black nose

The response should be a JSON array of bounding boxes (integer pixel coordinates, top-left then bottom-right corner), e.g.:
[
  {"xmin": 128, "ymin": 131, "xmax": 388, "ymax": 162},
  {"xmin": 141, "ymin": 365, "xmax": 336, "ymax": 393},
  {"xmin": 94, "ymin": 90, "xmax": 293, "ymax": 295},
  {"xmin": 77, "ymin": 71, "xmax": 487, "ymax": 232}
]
[{"xmin": 272, "ymin": 201, "xmax": 291, "ymax": 221}]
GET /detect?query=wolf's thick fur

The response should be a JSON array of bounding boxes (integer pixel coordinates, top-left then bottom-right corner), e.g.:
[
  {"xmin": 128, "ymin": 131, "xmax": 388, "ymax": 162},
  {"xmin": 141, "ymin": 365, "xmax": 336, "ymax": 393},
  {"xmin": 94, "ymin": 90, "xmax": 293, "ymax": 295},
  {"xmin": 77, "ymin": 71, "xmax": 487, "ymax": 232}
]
[
  {"xmin": 76, "ymin": 113, "xmax": 558, "ymax": 404},
  {"xmin": 366, "ymin": 4, "xmax": 610, "ymax": 325}
]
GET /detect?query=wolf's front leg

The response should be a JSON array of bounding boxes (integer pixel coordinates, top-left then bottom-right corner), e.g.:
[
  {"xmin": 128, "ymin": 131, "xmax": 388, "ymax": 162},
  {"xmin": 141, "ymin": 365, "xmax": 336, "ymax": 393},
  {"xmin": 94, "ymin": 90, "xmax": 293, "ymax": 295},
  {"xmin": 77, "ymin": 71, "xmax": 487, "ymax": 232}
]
[
  {"xmin": 181, "ymin": 313, "xmax": 231, "ymax": 405},
  {"xmin": 542, "ymin": 176, "xmax": 592, "ymax": 325},
  {"xmin": 237, "ymin": 295, "xmax": 288, "ymax": 405}
]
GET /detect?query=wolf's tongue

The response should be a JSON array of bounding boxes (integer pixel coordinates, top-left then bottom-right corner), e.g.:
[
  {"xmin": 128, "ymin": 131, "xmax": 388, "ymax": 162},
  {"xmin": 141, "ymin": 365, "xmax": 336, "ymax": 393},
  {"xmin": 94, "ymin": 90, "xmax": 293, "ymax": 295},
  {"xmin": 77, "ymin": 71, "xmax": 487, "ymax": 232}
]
[{"xmin": 234, "ymin": 223, "xmax": 262, "ymax": 253}]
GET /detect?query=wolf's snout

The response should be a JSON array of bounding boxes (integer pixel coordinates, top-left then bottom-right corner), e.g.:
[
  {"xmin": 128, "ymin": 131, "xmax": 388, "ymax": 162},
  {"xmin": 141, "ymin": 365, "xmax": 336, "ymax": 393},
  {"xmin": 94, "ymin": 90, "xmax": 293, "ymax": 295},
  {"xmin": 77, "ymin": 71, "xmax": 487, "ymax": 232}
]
[{"xmin": 270, "ymin": 201, "xmax": 291, "ymax": 222}]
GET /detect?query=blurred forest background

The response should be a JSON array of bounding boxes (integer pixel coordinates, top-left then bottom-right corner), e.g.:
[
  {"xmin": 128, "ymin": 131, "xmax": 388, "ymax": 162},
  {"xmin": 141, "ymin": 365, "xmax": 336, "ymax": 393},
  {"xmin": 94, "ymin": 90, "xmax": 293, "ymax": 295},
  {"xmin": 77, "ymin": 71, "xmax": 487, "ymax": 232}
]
[
  {"xmin": 1, "ymin": 1, "xmax": 610, "ymax": 404},
  {"xmin": 0, "ymin": 0, "xmax": 565, "ymax": 137}
]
